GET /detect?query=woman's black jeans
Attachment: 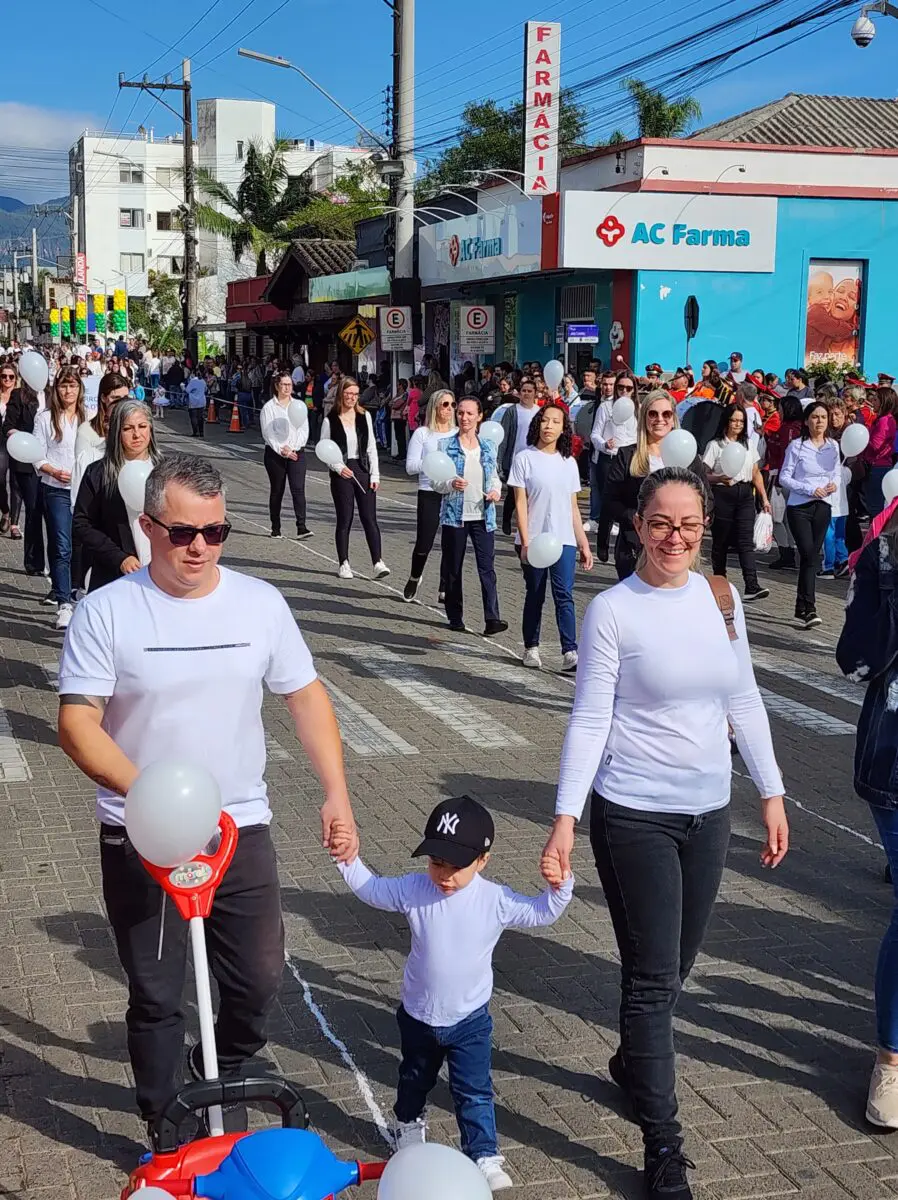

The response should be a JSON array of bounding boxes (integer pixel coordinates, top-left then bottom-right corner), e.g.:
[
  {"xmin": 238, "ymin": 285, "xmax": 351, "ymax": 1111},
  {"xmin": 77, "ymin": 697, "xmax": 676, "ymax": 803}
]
[
  {"xmin": 590, "ymin": 794, "xmax": 730, "ymax": 1151},
  {"xmin": 711, "ymin": 482, "xmax": 760, "ymax": 592},
  {"xmin": 410, "ymin": 490, "xmax": 446, "ymax": 590},
  {"xmin": 263, "ymin": 446, "xmax": 307, "ymax": 533},
  {"xmin": 329, "ymin": 460, "xmax": 382, "ymax": 565},
  {"xmin": 786, "ymin": 499, "xmax": 831, "ymax": 617}
]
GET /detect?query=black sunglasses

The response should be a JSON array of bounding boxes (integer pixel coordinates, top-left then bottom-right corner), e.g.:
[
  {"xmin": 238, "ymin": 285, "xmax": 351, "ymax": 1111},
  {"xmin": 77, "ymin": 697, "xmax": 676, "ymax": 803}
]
[{"xmin": 147, "ymin": 514, "xmax": 231, "ymax": 546}]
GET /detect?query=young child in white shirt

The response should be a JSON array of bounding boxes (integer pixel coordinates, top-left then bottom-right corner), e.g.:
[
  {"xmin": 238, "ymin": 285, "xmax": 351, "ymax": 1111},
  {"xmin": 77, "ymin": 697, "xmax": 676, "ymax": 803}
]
[{"xmin": 331, "ymin": 795, "xmax": 573, "ymax": 1193}]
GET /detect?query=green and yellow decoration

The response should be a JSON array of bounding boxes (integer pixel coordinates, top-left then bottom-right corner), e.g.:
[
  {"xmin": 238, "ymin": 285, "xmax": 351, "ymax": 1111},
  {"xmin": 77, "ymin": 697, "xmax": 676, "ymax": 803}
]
[
  {"xmin": 93, "ymin": 293, "xmax": 106, "ymax": 335},
  {"xmin": 50, "ymin": 308, "xmax": 60, "ymax": 340},
  {"xmin": 112, "ymin": 288, "xmax": 127, "ymax": 333},
  {"xmin": 61, "ymin": 306, "xmax": 71, "ymax": 339},
  {"xmin": 75, "ymin": 299, "xmax": 87, "ymax": 337}
]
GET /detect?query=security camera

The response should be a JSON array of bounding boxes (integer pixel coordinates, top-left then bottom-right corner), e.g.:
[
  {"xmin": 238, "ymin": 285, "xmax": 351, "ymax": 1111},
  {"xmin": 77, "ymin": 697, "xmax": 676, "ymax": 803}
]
[{"xmin": 851, "ymin": 13, "xmax": 876, "ymax": 45}]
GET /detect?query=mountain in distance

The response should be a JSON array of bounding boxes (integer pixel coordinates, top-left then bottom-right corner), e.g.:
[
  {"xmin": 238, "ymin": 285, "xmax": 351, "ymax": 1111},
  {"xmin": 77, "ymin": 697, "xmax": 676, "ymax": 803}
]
[{"xmin": 0, "ymin": 196, "xmax": 69, "ymax": 267}]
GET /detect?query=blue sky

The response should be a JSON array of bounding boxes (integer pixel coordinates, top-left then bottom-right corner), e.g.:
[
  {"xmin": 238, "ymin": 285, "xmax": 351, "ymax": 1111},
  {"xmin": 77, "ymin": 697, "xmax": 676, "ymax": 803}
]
[{"xmin": 0, "ymin": 0, "xmax": 894, "ymax": 204}]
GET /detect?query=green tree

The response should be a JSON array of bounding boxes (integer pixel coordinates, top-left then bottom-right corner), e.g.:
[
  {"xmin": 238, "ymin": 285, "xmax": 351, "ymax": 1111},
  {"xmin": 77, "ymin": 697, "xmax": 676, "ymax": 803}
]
[
  {"xmin": 420, "ymin": 92, "xmax": 589, "ymax": 193},
  {"xmin": 128, "ymin": 271, "xmax": 183, "ymax": 352},
  {"xmin": 623, "ymin": 79, "xmax": 702, "ymax": 138},
  {"xmin": 195, "ymin": 138, "xmax": 313, "ymax": 274},
  {"xmin": 289, "ymin": 161, "xmax": 388, "ymax": 241}
]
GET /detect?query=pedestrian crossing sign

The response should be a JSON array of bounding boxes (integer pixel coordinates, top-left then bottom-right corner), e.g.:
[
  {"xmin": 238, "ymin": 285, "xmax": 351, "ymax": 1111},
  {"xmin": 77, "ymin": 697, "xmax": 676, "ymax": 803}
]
[{"xmin": 338, "ymin": 316, "xmax": 375, "ymax": 355}]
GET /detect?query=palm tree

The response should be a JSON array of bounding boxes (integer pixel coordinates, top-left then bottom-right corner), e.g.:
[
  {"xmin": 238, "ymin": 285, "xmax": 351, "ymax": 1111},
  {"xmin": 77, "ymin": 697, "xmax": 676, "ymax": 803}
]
[
  {"xmin": 624, "ymin": 79, "xmax": 702, "ymax": 139},
  {"xmin": 195, "ymin": 138, "xmax": 312, "ymax": 274}
]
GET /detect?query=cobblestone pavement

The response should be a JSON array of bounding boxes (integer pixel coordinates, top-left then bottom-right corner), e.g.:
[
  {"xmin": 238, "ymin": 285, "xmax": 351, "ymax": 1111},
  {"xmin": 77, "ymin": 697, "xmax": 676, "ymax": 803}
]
[{"xmin": 0, "ymin": 411, "xmax": 892, "ymax": 1200}]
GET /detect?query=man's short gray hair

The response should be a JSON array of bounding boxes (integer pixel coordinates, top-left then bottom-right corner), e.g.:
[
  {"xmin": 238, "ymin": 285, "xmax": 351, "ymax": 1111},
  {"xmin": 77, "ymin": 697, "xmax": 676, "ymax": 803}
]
[
  {"xmin": 144, "ymin": 453, "xmax": 225, "ymax": 519},
  {"xmin": 736, "ymin": 380, "xmax": 758, "ymax": 404},
  {"xmin": 844, "ymin": 384, "xmax": 868, "ymax": 406}
]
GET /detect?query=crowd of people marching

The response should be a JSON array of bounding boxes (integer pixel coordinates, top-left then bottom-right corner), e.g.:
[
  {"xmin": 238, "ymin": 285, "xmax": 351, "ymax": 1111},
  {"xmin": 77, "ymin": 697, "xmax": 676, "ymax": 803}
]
[{"xmin": 3, "ymin": 334, "xmax": 898, "ymax": 1200}]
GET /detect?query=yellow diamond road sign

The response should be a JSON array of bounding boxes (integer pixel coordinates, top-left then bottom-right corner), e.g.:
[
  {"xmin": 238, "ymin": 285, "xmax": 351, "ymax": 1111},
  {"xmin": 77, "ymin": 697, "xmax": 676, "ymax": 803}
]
[{"xmin": 338, "ymin": 315, "xmax": 375, "ymax": 355}]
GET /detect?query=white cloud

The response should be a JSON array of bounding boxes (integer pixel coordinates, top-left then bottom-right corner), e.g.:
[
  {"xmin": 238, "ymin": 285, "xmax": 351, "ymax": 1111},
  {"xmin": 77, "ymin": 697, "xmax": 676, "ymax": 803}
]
[{"xmin": 0, "ymin": 102, "xmax": 98, "ymax": 150}]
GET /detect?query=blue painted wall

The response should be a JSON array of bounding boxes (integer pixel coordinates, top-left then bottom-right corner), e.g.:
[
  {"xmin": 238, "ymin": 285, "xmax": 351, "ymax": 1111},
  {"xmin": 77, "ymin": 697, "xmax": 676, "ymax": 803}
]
[
  {"xmin": 631, "ymin": 196, "xmax": 898, "ymax": 375},
  {"xmin": 515, "ymin": 272, "xmax": 613, "ymax": 366}
]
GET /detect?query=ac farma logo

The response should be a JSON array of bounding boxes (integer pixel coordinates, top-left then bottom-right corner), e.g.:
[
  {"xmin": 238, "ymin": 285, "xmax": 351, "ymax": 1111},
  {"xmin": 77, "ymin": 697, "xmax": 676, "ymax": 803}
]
[{"xmin": 596, "ymin": 217, "xmax": 752, "ymax": 249}]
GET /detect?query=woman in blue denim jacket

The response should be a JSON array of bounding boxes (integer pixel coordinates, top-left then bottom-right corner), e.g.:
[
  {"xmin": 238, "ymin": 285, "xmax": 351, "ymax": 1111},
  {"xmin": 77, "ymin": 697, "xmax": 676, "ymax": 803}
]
[{"xmin": 837, "ymin": 524, "xmax": 898, "ymax": 1129}]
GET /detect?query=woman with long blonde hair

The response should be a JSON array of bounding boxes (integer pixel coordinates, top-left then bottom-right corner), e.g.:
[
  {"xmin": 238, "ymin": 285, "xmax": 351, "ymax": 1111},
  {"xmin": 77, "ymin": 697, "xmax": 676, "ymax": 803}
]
[
  {"xmin": 32, "ymin": 366, "xmax": 86, "ymax": 628},
  {"xmin": 402, "ymin": 388, "xmax": 457, "ymax": 602},
  {"xmin": 603, "ymin": 390, "xmax": 704, "ymax": 580}
]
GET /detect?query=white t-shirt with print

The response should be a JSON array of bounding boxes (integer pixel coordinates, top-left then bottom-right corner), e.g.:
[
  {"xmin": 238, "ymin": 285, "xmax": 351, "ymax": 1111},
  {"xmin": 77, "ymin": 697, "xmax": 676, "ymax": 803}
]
[
  {"xmin": 461, "ymin": 444, "xmax": 485, "ymax": 522},
  {"xmin": 58, "ymin": 566, "xmax": 317, "ymax": 827},
  {"xmin": 508, "ymin": 447, "xmax": 581, "ymax": 547},
  {"xmin": 703, "ymin": 438, "xmax": 759, "ymax": 485}
]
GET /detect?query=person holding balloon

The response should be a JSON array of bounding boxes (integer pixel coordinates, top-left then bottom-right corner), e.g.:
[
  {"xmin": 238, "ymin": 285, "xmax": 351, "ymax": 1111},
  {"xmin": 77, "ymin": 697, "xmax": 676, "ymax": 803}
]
[
  {"xmin": 702, "ymin": 405, "xmax": 771, "ymax": 603},
  {"xmin": 321, "ymin": 376, "xmax": 390, "ymax": 581},
  {"xmin": 603, "ymin": 391, "xmax": 705, "ymax": 581},
  {"xmin": 2, "ymin": 352, "xmax": 50, "ymax": 574},
  {"xmin": 508, "ymin": 403, "xmax": 593, "ymax": 671},
  {"xmin": 592, "ymin": 371, "xmax": 639, "ymax": 560},
  {"xmin": 33, "ymin": 366, "xmax": 85, "ymax": 629},
  {"xmin": 70, "ymin": 372, "xmax": 132, "ymax": 509},
  {"xmin": 72, "ymin": 401, "xmax": 161, "ymax": 592},
  {"xmin": 498, "ymin": 377, "xmax": 541, "ymax": 535},
  {"xmin": 58, "ymin": 452, "xmax": 360, "ymax": 1136},
  {"xmin": 402, "ymin": 389, "xmax": 457, "ymax": 603},
  {"xmin": 0, "ymin": 361, "xmax": 23, "ymax": 539},
  {"xmin": 779, "ymin": 401, "xmax": 842, "ymax": 629},
  {"xmin": 260, "ymin": 370, "xmax": 312, "ymax": 541}
]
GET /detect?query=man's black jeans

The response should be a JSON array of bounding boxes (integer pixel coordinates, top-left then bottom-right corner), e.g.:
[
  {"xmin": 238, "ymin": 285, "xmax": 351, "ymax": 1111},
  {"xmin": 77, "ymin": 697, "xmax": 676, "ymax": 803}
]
[
  {"xmin": 589, "ymin": 794, "xmax": 730, "ymax": 1150},
  {"xmin": 101, "ymin": 823, "xmax": 285, "ymax": 1119}
]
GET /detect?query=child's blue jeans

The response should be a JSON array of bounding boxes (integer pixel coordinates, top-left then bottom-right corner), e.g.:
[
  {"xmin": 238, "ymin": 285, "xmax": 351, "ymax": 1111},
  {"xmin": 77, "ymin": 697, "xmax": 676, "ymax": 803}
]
[
  {"xmin": 394, "ymin": 1003, "xmax": 497, "ymax": 1160},
  {"xmin": 823, "ymin": 515, "xmax": 848, "ymax": 571}
]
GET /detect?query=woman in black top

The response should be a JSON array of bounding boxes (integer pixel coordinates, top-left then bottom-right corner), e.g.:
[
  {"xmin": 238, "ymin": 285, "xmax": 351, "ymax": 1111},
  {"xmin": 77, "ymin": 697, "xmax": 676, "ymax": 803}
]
[
  {"xmin": 604, "ymin": 390, "xmax": 705, "ymax": 580},
  {"xmin": 1, "ymin": 381, "xmax": 46, "ymax": 574},
  {"xmin": 72, "ymin": 400, "xmax": 161, "ymax": 591}
]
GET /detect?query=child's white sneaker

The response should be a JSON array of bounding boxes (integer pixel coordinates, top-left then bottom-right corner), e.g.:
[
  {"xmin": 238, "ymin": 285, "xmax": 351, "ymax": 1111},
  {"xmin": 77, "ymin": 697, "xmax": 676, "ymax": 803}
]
[
  {"xmin": 393, "ymin": 1116, "xmax": 426, "ymax": 1151},
  {"xmin": 477, "ymin": 1155, "xmax": 513, "ymax": 1191}
]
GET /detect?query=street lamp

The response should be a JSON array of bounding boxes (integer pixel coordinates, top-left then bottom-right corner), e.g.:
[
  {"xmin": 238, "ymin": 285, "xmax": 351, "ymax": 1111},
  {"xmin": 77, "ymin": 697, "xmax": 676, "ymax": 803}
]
[{"xmin": 851, "ymin": 0, "xmax": 898, "ymax": 44}]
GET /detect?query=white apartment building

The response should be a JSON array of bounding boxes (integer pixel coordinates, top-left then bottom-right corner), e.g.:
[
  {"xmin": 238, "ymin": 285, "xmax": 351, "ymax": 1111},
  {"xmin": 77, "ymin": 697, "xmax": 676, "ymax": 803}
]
[{"xmin": 68, "ymin": 96, "xmax": 370, "ymax": 327}]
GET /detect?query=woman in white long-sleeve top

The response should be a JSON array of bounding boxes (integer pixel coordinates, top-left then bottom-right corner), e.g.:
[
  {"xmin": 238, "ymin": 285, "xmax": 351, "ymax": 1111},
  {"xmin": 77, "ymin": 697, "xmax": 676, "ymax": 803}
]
[
  {"xmin": 541, "ymin": 466, "xmax": 789, "ymax": 1200},
  {"xmin": 402, "ymin": 389, "xmax": 457, "ymax": 603},
  {"xmin": 260, "ymin": 370, "xmax": 311, "ymax": 540},
  {"xmin": 778, "ymin": 399, "xmax": 841, "ymax": 630}
]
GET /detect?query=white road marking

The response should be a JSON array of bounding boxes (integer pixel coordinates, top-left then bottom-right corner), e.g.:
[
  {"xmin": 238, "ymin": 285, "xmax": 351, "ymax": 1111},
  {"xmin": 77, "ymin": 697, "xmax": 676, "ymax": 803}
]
[
  {"xmin": 344, "ymin": 642, "xmax": 529, "ymax": 750},
  {"xmin": 285, "ymin": 954, "xmax": 392, "ymax": 1147},
  {"xmin": 758, "ymin": 687, "xmax": 856, "ymax": 736},
  {"xmin": 442, "ymin": 641, "xmax": 572, "ymax": 721},
  {"xmin": 731, "ymin": 768, "xmax": 880, "ymax": 849},
  {"xmin": 0, "ymin": 704, "xmax": 31, "ymax": 783},
  {"xmin": 752, "ymin": 650, "xmax": 862, "ymax": 708},
  {"xmin": 320, "ymin": 677, "xmax": 419, "ymax": 758}
]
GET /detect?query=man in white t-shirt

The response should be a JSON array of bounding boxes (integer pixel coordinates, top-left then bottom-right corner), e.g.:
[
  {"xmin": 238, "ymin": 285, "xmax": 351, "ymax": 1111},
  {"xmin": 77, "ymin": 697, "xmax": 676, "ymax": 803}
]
[
  {"xmin": 58, "ymin": 454, "xmax": 358, "ymax": 1133},
  {"xmin": 498, "ymin": 378, "xmax": 540, "ymax": 534},
  {"xmin": 186, "ymin": 372, "xmax": 208, "ymax": 438}
]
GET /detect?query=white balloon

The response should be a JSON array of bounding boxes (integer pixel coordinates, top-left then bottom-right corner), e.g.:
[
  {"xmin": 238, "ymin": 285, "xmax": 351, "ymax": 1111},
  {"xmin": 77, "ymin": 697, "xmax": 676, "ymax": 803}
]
[
  {"xmin": 18, "ymin": 350, "xmax": 48, "ymax": 393},
  {"xmin": 271, "ymin": 417, "xmax": 291, "ymax": 443},
  {"xmin": 719, "ymin": 441, "xmax": 747, "ymax": 479},
  {"xmin": 527, "ymin": 532, "xmax": 563, "ymax": 569},
  {"xmin": 660, "ymin": 429, "xmax": 698, "ymax": 469},
  {"xmin": 883, "ymin": 468, "xmax": 898, "ymax": 505},
  {"xmin": 378, "ymin": 1143, "xmax": 492, "ymax": 1200},
  {"xmin": 840, "ymin": 422, "xmax": 870, "ymax": 458},
  {"xmin": 543, "ymin": 360, "xmax": 565, "ymax": 391},
  {"xmin": 118, "ymin": 459, "xmax": 154, "ymax": 513},
  {"xmin": 125, "ymin": 761, "xmax": 222, "ymax": 867},
  {"xmin": 6, "ymin": 431, "xmax": 42, "ymax": 464},
  {"xmin": 422, "ymin": 450, "xmax": 457, "ymax": 486},
  {"xmin": 287, "ymin": 399, "xmax": 308, "ymax": 430},
  {"xmin": 479, "ymin": 420, "xmax": 504, "ymax": 445},
  {"xmin": 315, "ymin": 439, "xmax": 344, "ymax": 468},
  {"xmin": 611, "ymin": 397, "xmax": 635, "ymax": 425},
  {"xmin": 131, "ymin": 1190, "xmax": 176, "ymax": 1200}
]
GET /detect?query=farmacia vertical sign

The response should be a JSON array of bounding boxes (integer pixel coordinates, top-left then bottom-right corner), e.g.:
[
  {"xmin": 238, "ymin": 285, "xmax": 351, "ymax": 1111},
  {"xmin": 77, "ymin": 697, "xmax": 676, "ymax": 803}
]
[{"xmin": 522, "ymin": 22, "xmax": 561, "ymax": 195}]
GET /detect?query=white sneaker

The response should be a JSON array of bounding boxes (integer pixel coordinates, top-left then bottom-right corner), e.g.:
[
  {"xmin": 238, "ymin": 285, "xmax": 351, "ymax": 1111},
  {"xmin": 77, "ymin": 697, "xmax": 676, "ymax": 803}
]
[
  {"xmin": 55, "ymin": 602, "xmax": 74, "ymax": 631},
  {"xmin": 582, "ymin": 519, "xmax": 597, "ymax": 533},
  {"xmin": 337, "ymin": 561, "xmax": 353, "ymax": 580},
  {"xmin": 522, "ymin": 646, "xmax": 542, "ymax": 669},
  {"xmin": 867, "ymin": 1060, "xmax": 898, "ymax": 1128},
  {"xmin": 477, "ymin": 1156, "xmax": 513, "ymax": 1192},
  {"xmin": 611, "ymin": 522, "xmax": 620, "ymax": 536},
  {"xmin": 373, "ymin": 560, "xmax": 391, "ymax": 579},
  {"xmin": 562, "ymin": 650, "xmax": 579, "ymax": 672},
  {"xmin": 393, "ymin": 1116, "xmax": 426, "ymax": 1150}
]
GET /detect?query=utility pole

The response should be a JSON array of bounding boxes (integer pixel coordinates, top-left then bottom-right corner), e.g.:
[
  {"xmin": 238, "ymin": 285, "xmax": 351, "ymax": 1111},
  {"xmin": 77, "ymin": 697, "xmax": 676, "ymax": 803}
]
[
  {"xmin": 31, "ymin": 226, "xmax": 39, "ymax": 332},
  {"xmin": 12, "ymin": 251, "xmax": 19, "ymax": 331},
  {"xmin": 391, "ymin": 0, "xmax": 416, "ymax": 380},
  {"xmin": 119, "ymin": 59, "xmax": 198, "ymax": 366}
]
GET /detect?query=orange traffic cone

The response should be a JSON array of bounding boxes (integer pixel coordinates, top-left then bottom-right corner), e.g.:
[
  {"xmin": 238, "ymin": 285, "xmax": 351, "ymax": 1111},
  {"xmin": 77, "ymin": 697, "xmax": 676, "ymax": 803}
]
[
  {"xmin": 229, "ymin": 398, "xmax": 242, "ymax": 433},
  {"xmin": 206, "ymin": 395, "xmax": 218, "ymax": 423}
]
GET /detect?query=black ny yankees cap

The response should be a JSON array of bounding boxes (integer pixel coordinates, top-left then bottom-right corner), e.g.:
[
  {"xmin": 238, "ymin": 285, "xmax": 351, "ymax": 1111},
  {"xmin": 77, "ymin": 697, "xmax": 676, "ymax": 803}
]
[{"xmin": 412, "ymin": 795, "xmax": 495, "ymax": 868}]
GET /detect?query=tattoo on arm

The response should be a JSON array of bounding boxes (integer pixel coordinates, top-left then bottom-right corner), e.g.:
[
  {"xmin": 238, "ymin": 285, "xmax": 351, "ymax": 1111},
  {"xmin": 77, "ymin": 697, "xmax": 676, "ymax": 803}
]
[{"xmin": 59, "ymin": 694, "xmax": 108, "ymax": 712}]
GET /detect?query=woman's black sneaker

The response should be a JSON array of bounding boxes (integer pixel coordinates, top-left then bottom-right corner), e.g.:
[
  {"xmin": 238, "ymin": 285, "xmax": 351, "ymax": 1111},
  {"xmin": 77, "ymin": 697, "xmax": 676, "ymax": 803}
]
[
  {"xmin": 270, "ymin": 529, "xmax": 283, "ymax": 539},
  {"xmin": 644, "ymin": 1144, "xmax": 695, "ymax": 1197},
  {"xmin": 295, "ymin": 527, "xmax": 314, "ymax": 540},
  {"xmin": 803, "ymin": 611, "xmax": 822, "ymax": 629},
  {"xmin": 403, "ymin": 577, "xmax": 420, "ymax": 602}
]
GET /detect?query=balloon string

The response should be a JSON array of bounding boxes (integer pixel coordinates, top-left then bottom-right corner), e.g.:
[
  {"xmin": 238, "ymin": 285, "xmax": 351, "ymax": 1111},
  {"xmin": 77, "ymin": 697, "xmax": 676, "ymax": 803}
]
[{"xmin": 157, "ymin": 893, "xmax": 166, "ymax": 961}]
